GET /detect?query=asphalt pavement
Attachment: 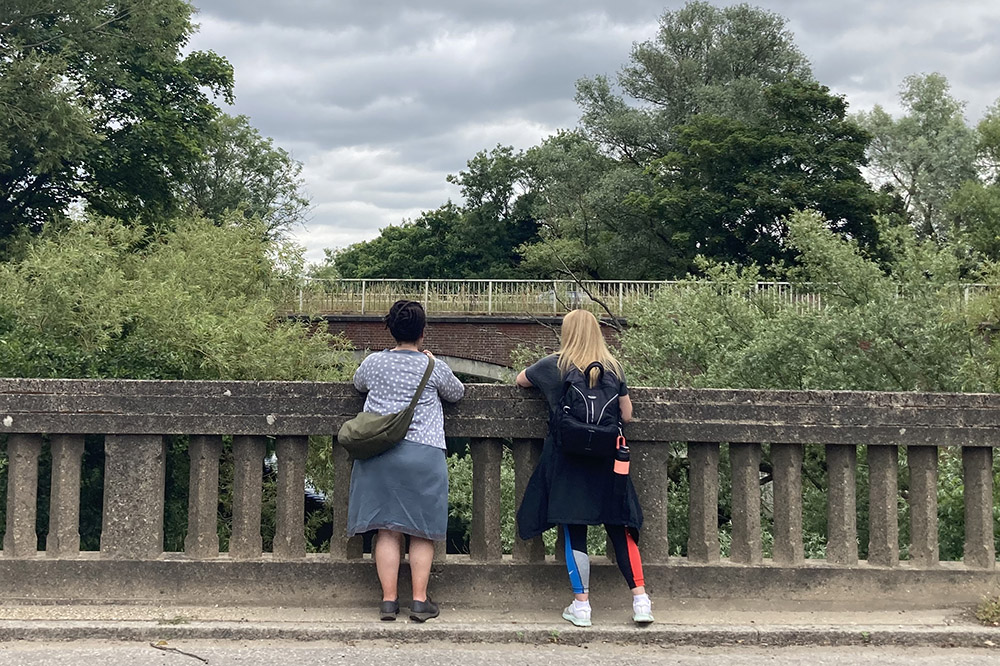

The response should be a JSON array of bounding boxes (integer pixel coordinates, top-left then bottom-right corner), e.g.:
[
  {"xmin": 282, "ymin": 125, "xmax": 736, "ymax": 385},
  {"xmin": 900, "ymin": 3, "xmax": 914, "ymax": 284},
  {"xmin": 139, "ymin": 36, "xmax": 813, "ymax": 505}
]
[{"xmin": 0, "ymin": 642, "xmax": 998, "ymax": 666}]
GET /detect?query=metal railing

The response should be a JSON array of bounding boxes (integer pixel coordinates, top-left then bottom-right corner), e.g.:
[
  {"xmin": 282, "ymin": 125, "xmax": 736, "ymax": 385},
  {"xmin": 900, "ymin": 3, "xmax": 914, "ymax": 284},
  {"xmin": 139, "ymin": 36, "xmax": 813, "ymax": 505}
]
[
  {"xmin": 280, "ymin": 278, "xmax": 997, "ymax": 316},
  {"xmin": 284, "ymin": 279, "xmax": 835, "ymax": 316}
]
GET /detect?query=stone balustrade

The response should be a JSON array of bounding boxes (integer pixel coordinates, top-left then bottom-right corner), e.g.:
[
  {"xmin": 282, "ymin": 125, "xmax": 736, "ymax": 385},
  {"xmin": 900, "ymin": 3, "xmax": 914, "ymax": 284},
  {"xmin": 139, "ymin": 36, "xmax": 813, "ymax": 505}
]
[{"xmin": 1, "ymin": 379, "xmax": 998, "ymax": 607}]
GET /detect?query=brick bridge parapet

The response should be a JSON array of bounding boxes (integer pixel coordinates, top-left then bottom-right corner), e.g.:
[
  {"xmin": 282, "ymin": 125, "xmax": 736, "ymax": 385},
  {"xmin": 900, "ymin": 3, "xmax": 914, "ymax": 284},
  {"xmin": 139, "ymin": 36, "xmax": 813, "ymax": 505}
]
[{"xmin": 322, "ymin": 314, "xmax": 620, "ymax": 373}]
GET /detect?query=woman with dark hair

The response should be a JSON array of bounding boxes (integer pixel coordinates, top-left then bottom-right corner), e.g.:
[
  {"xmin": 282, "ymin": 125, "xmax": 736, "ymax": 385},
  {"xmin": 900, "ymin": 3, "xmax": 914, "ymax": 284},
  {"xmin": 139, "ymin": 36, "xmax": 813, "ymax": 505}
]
[
  {"xmin": 347, "ymin": 300, "xmax": 464, "ymax": 622},
  {"xmin": 515, "ymin": 309, "xmax": 652, "ymax": 627}
]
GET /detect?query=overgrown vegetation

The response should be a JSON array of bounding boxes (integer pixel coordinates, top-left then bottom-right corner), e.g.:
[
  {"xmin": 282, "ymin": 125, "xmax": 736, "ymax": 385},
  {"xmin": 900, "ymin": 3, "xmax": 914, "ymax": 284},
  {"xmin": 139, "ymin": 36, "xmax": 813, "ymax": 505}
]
[
  {"xmin": 617, "ymin": 211, "xmax": 1000, "ymax": 560},
  {"xmin": 0, "ymin": 216, "xmax": 354, "ymax": 550}
]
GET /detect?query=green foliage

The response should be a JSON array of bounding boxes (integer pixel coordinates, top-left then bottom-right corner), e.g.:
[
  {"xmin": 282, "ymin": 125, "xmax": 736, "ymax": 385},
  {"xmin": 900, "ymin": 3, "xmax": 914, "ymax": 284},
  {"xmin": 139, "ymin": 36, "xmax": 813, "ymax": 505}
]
[
  {"xmin": 447, "ymin": 443, "xmax": 516, "ymax": 553},
  {"xmin": 176, "ymin": 114, "xmax": 310, "ymax": 240},
  {"xmin": 328, "ymin": 4, "xmax": 868, "ymax": 281},
  {"xmin": 621, "ymin": 210, "xmax": 1000, "ymax": 560},
  {"xmin": 0, "ymin": 0, "xmax": 235, "ymax": 236},
  {"xmin": 0, "ymin": 215, "xmax": 354, "ymax": 551},
  {"xmin": 577, "ymin": 1, "xmax": 812, "ymax": 162},
  {"xmin": 949, "ymin": 181, "xmax": 1000, "ymax": 258},
  {"xmin": 623, "ymin": 210, "xmax": 980, "ymax": 392},
  {"xmin": 0, "ymin": 215, "xmax": 353, "ymax": 380},
  {"xmin": 333, "ymin": 146, "xmax": 540, "ymax": 279},
  {"xmin": 857, "ymin": 73, "xmax": 979, "ymax": 241},
  {"xmin": 975, "ymin": 594, "xmax": 1000, "ymax": 626},
  {"xmin": 628, "ymin": 80, "xmax": 883, "ymax": 275}
]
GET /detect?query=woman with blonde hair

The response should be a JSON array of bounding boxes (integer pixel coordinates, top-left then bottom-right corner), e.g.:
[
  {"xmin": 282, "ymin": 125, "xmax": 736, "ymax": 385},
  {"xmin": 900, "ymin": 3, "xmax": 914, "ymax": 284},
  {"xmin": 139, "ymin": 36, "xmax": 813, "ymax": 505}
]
[{"xmin": 515, "ymin": 309, "xmax": 652, "ymax": 627}]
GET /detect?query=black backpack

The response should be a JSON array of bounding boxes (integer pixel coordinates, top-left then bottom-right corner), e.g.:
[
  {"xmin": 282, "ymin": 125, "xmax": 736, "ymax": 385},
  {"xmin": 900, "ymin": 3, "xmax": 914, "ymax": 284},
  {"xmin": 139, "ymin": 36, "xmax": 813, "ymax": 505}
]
[{"xmin": 557, "ymin": 361, "xmax": 622, "ymax": 458}]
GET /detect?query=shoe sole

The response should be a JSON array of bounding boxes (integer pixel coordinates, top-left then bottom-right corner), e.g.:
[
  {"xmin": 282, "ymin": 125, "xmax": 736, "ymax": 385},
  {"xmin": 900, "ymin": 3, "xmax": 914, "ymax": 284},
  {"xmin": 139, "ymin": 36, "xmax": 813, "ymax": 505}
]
[
  {"xmin": 562, "ymin": 611, "xmax": 592, "ymax": 627},
  {"xmin": 409, "ymin": 611, "xmax": 439, "ymax": 622},
  {"xmin": 380, "ymin": 613, "xmax": 397, "ymax": 621},
  {"xmin": 633, "ymin": 614, "xmax": 654, "ymax": 625}
]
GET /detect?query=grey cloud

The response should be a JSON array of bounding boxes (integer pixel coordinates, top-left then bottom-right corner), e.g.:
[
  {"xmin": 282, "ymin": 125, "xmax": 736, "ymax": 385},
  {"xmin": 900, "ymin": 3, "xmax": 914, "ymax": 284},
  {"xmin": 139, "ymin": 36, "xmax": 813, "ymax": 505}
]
[{"xmin": 188, "ymin": 0, "xmax": 1000, "ymax": 262}]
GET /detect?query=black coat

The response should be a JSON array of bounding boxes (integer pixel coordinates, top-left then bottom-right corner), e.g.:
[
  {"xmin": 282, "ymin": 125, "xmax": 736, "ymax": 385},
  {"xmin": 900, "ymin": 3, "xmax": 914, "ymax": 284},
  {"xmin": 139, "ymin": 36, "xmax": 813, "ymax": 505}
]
[
  {"xmin": 515, "ymin": 425, "xmax": 644, "ymax": 540},
  {"xmin": 514, "ymin": 355, "xmax": 643, "ymax": 540}
]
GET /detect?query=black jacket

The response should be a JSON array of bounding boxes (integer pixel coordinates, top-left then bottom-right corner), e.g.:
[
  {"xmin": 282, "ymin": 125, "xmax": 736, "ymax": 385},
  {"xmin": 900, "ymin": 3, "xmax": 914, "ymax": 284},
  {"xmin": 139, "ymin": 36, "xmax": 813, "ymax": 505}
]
[{"xmin": 515, "ymin": 355, "xmax": 643, "ymax": 540}]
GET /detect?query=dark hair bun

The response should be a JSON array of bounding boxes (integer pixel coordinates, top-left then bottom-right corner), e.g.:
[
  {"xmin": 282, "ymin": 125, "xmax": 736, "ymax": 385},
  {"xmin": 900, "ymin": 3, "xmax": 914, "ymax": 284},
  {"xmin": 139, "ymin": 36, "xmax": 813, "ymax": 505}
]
[{"xmin": 384, "ymin": 300, "xmax": 426, "ymax": 343}]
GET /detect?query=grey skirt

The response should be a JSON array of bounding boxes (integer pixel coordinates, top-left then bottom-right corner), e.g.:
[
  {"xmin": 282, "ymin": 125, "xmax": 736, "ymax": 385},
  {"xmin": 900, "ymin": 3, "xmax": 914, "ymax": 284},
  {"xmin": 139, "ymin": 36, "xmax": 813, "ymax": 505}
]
[{"xmin": 346, "ymin": 439, "xmax": 448, "ymax": 541}]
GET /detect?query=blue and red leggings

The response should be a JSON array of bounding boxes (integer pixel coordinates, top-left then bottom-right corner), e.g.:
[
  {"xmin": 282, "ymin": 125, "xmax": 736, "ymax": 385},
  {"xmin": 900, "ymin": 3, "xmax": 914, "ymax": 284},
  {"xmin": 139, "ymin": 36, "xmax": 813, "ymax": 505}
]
[{"xmin": 563, "ymin": 523, "xmax": 645, "ymax": 594}]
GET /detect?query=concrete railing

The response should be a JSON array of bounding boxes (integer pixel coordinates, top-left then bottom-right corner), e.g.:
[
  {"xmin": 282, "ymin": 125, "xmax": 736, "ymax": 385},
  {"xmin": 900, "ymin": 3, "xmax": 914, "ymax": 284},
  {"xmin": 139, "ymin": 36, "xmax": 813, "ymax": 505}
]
[{"xmin": 1, "ymin": 379, "xmax": 999, "ymax": 607}]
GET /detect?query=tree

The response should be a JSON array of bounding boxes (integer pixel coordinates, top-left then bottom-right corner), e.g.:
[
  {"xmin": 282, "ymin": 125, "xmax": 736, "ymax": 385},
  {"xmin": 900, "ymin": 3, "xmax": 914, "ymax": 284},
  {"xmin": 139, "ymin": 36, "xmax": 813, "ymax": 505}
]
[
  {"xmin": 622, "ymin": 210, "xmax": 980, "ymax": 392},
  {"xmin": 517, "ymin": 131, "xmax": 635, "ymax": 279},
  {"xmin": 978, "ymin": 100, "xmax": 1000, "ymax": 184},
  {"xmin": 521, "ymin": 2, "xmax": 883, "ymax": 279},
  {"xmin": 0, "ymin": 214, "xmax": 351, "ymax": 380},
  {"xmin": 0, "ymin": 214, "xmax": 354, "ymax": 553},
  {"xmin": 0, "ymin": 0, "xmax": 234, "ymax": 238},
  {"xmin": 175, "ymin": 114, "xmax": 310, "ymax": 239},
  {"xmin": 332, "ymin": 147, "xmax": 540, "ymax": 278},
  {"xmin": 856, "ymin": 73, "xmax": 978, "ymax": 241},
  {"xmin": 333, "ymin": 203, "xmax": 464, "ymax": 279},
  {"xmin": 620, "ymin": 210, "xmax": 996, "ymax": 561},
  {"xmin": 626, "ymin": 80, "xmax": 884, "ymax": 273},
  {"xmin": 576, "ymin": 1, "xmax": 812, "ymax": 164}
]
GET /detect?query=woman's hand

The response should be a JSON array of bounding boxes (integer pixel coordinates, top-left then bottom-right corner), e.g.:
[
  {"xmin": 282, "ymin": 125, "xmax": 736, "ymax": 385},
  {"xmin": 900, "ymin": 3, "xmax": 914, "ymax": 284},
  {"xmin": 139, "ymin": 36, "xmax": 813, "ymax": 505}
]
[{"xmin": 422, "ymin": 349, "xmax": 436, "ymax": 360}]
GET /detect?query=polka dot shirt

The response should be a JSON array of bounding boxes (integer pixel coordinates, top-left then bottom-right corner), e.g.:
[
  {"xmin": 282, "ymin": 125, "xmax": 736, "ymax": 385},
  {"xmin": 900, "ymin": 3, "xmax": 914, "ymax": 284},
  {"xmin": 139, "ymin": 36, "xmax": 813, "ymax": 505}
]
[{"xmin": 353, "ymin": 350, "xmax": 465, "ymax": 449}]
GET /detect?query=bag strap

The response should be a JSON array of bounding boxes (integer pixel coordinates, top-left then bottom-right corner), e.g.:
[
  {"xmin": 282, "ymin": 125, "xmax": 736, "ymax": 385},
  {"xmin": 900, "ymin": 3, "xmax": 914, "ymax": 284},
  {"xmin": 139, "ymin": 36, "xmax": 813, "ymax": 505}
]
[{"xmin": 405, "ymin": 355, "xmax": 435, "ymax": 412}]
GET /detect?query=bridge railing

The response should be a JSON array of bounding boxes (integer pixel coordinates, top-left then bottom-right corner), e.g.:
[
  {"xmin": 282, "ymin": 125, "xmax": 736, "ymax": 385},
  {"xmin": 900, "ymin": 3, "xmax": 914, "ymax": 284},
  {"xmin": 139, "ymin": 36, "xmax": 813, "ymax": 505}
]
[
  {"xmin": 285, "ymin": 278, "xmax": 831, "ymax": 316},
  {"xmin": 283, "ymin": 278, "xmax": 997, "ymax": 316},
  {"xmin": 0, "ymin": 379, "xmax": 998, "ymax": 605}
]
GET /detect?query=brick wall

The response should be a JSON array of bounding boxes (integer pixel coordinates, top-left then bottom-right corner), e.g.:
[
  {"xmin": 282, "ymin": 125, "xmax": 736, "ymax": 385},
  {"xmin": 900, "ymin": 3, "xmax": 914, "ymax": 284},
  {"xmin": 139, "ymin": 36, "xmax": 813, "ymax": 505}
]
[{"xmin": 325, "ymin": 315, "xmax": 620, "ymax": 368}]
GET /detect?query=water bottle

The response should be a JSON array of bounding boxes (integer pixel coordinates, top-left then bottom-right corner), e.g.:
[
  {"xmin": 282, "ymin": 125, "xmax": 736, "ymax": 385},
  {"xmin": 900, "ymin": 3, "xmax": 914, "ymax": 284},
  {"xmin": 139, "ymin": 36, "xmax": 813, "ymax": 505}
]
[{"xmin": 614, "ymin": 434, "xmax": 630, "ymax": 476}]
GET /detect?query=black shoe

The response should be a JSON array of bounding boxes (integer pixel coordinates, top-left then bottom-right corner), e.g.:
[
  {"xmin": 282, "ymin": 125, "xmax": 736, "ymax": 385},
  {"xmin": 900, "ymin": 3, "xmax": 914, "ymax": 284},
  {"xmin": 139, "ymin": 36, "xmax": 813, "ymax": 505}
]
[
  {"xmin": 409, "ymin": 598, "xmax": 440, "ymax": 622},
  {"xmin": 379, "ymin": 600, "xmax": 399, "ymax": 621}
]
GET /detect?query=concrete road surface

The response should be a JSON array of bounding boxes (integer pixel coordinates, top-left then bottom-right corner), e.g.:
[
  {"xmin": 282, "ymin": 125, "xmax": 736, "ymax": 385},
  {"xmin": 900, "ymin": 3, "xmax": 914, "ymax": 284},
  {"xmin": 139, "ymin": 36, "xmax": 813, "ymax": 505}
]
[{"xmin": 0, "ymin": 641, "xmax": 997, "ymax": 666}]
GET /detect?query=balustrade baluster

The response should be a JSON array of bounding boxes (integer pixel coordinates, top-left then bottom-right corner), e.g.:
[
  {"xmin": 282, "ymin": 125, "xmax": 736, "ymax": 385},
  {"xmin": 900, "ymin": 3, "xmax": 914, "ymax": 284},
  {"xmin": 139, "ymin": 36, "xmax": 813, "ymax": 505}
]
[
  {"xmin": 771, "ymin": 443, "xmax": 804, "ymax": 565},
  {"xmin": 470, "ymin": 437, "xmax": 503, "ymax": 561},
  {"xmin": 330, "ymin": 440, "xmax": 363, "ymax": 560},
  {"xmin": 867, "ymin": 445, "xmax": 899, "ymax": 567},
  {"xmin": 630, "ymin": 441, "xmax": 670, "ymax": 563},
  {"xmin": 273, "ymin": 436, "xmax": 308, "ymax": 559},
  {"xmin": 230, "ymin": 435, "xmax": 266, "ymax": 560},
  {"xmin": 101, "ymin": 435, "xmax": 165, "ymax": 559},
  {"xmin": 5, "ymin": 433, "xmax": 41, "ymax": 557},
  {"xmin": 825, "ymin": 444, "xmax": 858, "ymax": 565},
  {"xmin": 729, "ymin": 443, "xmax": 762, "ymax": 564},
  {"xmin": 687, "ymin": 441, "xmax": 720, "ymax": 563},
  {"xmin": 512, "ymin": 438, "xmax": 545, "ymax": 562},
  {"xmin": 184, "ymin": 435, "xmax": 223, "ymax": 558},
  {"xmin": 962, "ymin": 445, "xmax": 995, "ymax": 569},
  {"xmin": 47, "ymin": 434, "xmax": 84, "ymax": 557},
  {"xmin": 908, "ymin": 446, "xmax": 939, "ymax": 567}
]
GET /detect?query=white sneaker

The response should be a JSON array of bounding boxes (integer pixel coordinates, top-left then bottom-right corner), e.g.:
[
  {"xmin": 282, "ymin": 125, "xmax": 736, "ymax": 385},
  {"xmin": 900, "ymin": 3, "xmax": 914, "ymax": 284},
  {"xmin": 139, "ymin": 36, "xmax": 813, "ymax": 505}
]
[
  {"xmin": 632, "ymin": 594, "xmax": 654, "ymax": 624},
  {"xmin": 562, "ymin": 602, "xmax": 592, "ymax": 627}
]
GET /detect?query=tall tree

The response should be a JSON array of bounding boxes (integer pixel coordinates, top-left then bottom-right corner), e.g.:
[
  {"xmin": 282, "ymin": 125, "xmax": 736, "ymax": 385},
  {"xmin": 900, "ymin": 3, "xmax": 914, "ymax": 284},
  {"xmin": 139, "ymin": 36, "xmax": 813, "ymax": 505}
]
[
  {"xmin": 626, "ymin": 80, "xmax": 883, "ymax": 273},
  {"xmin": 856, "ymin": 73, "xmax": 978, "ymax": 241},
  {"xmin": 946, "ymin": 98, "xmax": 1000, "ymax": 259},
  {"xmin": 0, "ymin": 0, "xmax": 234, "ymax": 238},
  {"xmin": 519, "ymin": 2, "xmax": 884, "ymax": 279},
  {"xmin": 176, "ymin": 114, "xmax": 310, "ymax": 239},
  {"xmin": 576, "ymin": 1, "xmax": 812, "ymax": 163}
]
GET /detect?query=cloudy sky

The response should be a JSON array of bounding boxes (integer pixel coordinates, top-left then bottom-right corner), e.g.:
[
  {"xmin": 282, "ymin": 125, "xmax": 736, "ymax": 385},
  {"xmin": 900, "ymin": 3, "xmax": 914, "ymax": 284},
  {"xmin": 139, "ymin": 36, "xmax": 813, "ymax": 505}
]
[{"xmin": 188, "ymin": 1, "xmax": 1000, "ymax": 265}]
